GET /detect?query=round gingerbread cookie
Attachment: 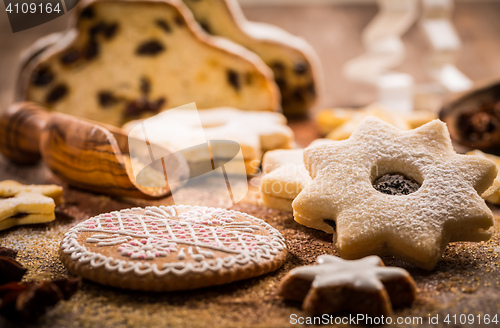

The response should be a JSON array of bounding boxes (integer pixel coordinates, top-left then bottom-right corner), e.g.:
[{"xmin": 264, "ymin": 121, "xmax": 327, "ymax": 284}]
[{"xmin": 60, "ymin": 205, "xmax": 287, "ymax": 291}]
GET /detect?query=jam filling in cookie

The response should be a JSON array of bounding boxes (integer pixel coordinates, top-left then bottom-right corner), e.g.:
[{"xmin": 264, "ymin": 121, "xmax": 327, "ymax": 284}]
[{"xmin": 372, "ymin": 173, "xmax": 421, "ymax": 196}]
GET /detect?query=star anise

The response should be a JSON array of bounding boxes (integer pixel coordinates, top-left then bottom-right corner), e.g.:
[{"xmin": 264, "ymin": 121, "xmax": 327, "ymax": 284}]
[
  {"xmin": 0, "ymin": 278, "xmax": 81, "ymax": 322},
  {"xmin": 0, "ymin": 247, "xmax": 17, "ymax": 258},
  {"xmin": 0, "ymin": 247, "xmax": 26, "ymax": 285},
  {"xmin": 0, "ymin": 256, "xmax": 27, "ymax": 284},
  {"xmin": 457, "ymin": 101, "xmax": 500, "ymax": 147},
  {"xmin": 0, "ymin": 247, "xmax": 81, "ymax": 322}
]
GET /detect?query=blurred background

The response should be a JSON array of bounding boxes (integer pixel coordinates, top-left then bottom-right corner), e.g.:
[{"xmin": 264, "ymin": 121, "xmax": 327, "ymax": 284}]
[{"xmin": 1, "ymin": 0, "xmax": 499, "ymax": 114}]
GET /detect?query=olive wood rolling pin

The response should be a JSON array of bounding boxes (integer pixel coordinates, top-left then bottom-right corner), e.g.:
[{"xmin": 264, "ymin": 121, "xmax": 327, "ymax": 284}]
[{"xmin": 0, "ymin": 102, "xmax": 171, "ymax": 199}]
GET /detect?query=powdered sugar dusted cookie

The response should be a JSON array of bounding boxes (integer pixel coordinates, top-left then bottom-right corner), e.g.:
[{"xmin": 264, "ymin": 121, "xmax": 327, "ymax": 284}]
[
  {"xmin": 19, "ymin": 0, "xmax": 280, "ymax": 126},
  {"xmin": 182, "ymin": 0, "xmax": 322, "ymax": 116},
  {"xmin": 60, "ymin": 205, "xmax": 287, "ymax": 291},
  {"xmin": 293, "ymin": 117, "xmax": 497, "ymax": 270},
  {"xmin": 278, "ymin": 255, "xmax": 416, "ymax": 316},
  {"xmin": 260, "ymin": 139, "xmax": 332, "ymax": 212},
  {"xmin": 0, "ymin": 180, "xmax": 63, "ymax": 231}
]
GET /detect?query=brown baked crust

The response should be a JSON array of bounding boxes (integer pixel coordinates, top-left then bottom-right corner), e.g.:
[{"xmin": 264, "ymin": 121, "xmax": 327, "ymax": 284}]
[
  {"xmin": 303, "ymin": 285, "xmax": 393, "ymax": 317},
  {"xmin": 277, "ymin": 255, "xmax": 417, "ymax": 317},
  {"xmin": 382, "ymin": 275, "xmax": 417, "ymax": 308},
  {"xmin": 61, "ymin": 248, "xmax": 286, "ymax": 291}
]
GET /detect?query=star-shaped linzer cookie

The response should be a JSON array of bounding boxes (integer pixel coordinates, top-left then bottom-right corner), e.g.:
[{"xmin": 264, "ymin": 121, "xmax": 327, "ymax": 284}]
[
  {"xmin": 292, "ymin": 117, "xmax": 498, "ymax": 270},
  {"xmin": 278, "ymin": 255, "xmax": 416, "ymax": 317},
  {"xmin": 0, "ymin": 180, "xmax": 63, "ymax": 231}
]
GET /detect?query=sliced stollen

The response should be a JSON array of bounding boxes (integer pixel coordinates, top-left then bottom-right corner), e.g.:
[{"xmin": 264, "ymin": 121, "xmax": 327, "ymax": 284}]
[
  {"xmin": 182, "ymin": 0, "xmax": 322, "ymax": 117},
  {"xmin": 16, "ymin": 32, "xmax": 63, "ymax": 101},
  {"xmin": 19, "ymin": 0, "xmax": 280, "ymax": 127}
]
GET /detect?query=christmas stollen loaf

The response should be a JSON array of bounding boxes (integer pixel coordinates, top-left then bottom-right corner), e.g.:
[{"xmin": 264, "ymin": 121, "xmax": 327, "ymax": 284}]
[
  {"xmin": 182, "ymin": 0, "xmax": 322, "ymax": 116},
  {"xmin": 19, "ymin": 0, "xmax": 280, "ymax": 126}
]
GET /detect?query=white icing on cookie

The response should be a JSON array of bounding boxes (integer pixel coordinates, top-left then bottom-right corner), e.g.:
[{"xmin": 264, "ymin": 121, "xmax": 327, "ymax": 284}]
[
  {"xmin": 61, "ymin": 205, "xmax": 286, "ymax": 277},
  {"xmin": 178, "ymin": 247, "xmax": 186, "ymax": 260},
  {"xmin": 86, "ymin": 234, "xmax": 133, "ymax": 247},
  {"xmin": 289, "ymin": 255, "xmax": 411, "ymax": 291}
]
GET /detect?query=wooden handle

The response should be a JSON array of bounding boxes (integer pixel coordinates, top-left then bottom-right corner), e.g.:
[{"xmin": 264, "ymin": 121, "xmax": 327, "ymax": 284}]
[
  {"xmin": 0, "ymin": 103, "xmax": 169, "ymax": 199},
  {"xmin": 39, "ymin": 112, "xmax": 170, "ymax": 199},
  {"xmin": 0, "ymin": 102, "xmax": 50, "ymax": 164}
]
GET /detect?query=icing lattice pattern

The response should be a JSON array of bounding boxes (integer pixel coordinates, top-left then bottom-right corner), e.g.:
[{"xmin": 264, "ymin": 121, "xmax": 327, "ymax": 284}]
[{"xmin": 61, "ymin": 205, "xmax": 286, "ymax": 277}]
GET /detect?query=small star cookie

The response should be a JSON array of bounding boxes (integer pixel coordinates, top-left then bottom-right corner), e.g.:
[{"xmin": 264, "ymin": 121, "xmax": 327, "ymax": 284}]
[
  {"xmin": 293, "ymin": 117, "xmax": 497, "ymax": 270},
  {"xmin": 278, "ymin": 255, "xmax": 416, "ymax": 316},
  {"xmin": 260, "ymin": 139, "xmax": 333, "ymax": 212},
  {"xmin": 0, "ymin": 180, "xmax": 63, "ymax": 231}
]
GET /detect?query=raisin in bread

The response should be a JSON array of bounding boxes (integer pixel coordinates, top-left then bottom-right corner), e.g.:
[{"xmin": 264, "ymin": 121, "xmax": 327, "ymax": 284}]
[
  {"xmin": 19, "ymin": 0, "xmax": 280, "ymax": 126},
  {"xmin": 181, "ymin": 0, "xmax": 322, "ymax": 117}
]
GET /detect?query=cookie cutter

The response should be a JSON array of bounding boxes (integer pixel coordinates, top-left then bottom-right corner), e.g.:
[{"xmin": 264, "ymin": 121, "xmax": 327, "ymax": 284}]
[
  {"xmin": 343, "ymin": 0, "xmax": 471, "ymax": 113},
  {"xmin": 421, "ymin": 0, "xmax": 472, "ymax": 93}
]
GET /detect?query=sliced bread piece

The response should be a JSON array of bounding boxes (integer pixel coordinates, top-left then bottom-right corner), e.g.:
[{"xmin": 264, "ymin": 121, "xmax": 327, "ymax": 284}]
[
  {"xmin": 19, "ymin": 0, "xmax": 280, "ymax": 126},
  {"xmin": 182, "ymin": 0, "xmax": 322, "ymax": 116}
]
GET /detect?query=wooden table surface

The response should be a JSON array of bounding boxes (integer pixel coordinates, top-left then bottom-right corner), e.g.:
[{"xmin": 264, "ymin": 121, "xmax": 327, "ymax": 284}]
[{"xmin": 1, "ymin": 2, "xmax": 500, "ymax": 328}]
